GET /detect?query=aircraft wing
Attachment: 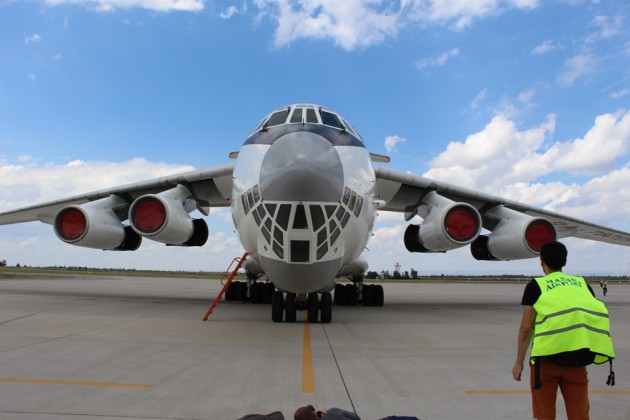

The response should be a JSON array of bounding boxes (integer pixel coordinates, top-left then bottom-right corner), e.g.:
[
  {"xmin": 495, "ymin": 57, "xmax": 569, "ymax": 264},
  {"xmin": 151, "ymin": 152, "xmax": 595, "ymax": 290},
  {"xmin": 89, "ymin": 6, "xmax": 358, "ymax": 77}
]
[
  {"xmin": 374, "ymin": 166, "xmax": 630, "ymax": 246},
  {"xmin": 0, "ymin": 164, "xmax": 234, "ymax": 226}
]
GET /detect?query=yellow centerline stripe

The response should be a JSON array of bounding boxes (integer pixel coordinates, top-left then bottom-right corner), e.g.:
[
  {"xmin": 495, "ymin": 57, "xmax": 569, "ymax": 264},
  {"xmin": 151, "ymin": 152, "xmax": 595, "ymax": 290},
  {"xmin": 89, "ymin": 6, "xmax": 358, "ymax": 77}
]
[
  {"xmin": 302, "ymin": 312, "xmax": 315, "ymax": 393},
  {"xmin": 466, "ymin": 390, "xmax": 630, "ymax": 395},
  {"xmin": 0, "ymin": 378, "xmax": 151, "ymax": 389}
]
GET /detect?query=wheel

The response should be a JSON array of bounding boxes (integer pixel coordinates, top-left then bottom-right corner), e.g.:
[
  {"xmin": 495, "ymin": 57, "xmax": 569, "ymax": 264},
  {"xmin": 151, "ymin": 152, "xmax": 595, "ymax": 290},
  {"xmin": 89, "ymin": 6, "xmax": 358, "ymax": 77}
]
[
  {"xmin": 335, "ymin": 283, "xmax": 347, "ymax": 306},
  {"xmin": 225, "ymin": 282, "xmax": 235, "ymax": 301},
  {"xmin": 285, "ymin": 293, "xmax": 297, "ymax": 323},
  {"xmin": 320, "ymin": 292, "xmax": 332, "ymax": 323},
  {"xmin": 345, "ymin": 284, "xmax": 358, "ymax": 306},
  {"xmin": 362, "ymin": 284, "xmax": 374, "ymax": 306},
  {"xmin": 375, "ymin": 284, "xmax": 384, "ymax": 307},
  {"xmin": 250, "ymin": 282, "xmax": 263, "ymax": 304},
  {"xmin": 307, "ymin": 293, "xmax": 319, "ymax": 323},
  {"xmin": 262, "ymin": 283, "xmax": 274, "ymax": 304},
  {"xmin": 272, "ymin": 291, "xmax": 284, "ymax": 322}
]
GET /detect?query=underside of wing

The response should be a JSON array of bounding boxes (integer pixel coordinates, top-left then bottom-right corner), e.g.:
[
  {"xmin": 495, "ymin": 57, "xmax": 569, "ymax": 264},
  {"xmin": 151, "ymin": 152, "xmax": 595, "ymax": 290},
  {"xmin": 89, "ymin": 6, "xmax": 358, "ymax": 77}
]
[{"xmin": 375, "ymin": 166, "xmax": 630, "ymax": 261}]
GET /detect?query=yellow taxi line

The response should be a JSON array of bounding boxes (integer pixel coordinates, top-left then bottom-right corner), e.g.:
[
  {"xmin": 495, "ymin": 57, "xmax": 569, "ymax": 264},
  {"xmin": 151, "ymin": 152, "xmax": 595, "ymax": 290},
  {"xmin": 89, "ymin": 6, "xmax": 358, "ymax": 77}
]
[{"xmin": 302, "ymin": 312, "xmax": 315, "ymax": 393}]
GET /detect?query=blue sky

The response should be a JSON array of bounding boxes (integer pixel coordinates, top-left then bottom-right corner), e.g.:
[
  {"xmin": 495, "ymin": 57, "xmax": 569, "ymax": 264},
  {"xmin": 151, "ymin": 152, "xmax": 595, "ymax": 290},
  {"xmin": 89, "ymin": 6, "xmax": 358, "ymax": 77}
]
[{"xmin": 1, "ymin": 0, "xmax": 629, "ymax": 275}]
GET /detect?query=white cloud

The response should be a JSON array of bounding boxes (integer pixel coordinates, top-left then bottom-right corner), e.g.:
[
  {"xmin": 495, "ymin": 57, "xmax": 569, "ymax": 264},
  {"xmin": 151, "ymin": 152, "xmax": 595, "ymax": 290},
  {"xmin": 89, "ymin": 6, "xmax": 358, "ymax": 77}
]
[
  {"xmin": 422, "ymin": 111, "xmax": 630, "ymax": 213},
  {"xmin": 531, "ymin": 39, "xmax": 561, "ymax": 55},
  {"xmin": 470, "ymin": 88, "xmax": 488, "ymax": 110},
  {"xmin": 416, "ymin": 48, "xmax": 460, "ymax": 70},
  {"xmin": 384, "ymin": 135, "xmax": 406, "ymax": 153},
  {"xmin": 587, "ymin": 14, "xmax": 622, "ymax": 42},
  {"xmin": 557, "ymin": 53, "xmax": 597, "ymax": 86},
  {"xmin": 24, "ymin": 34, "xmax": 41, "ymax": 44},
  {"xmin": 44, "ymin": 0, "xmax": 204, "ymax": 12},
  {"xmin": 0, "ymin": 158, "xmax": 195, "ymax": 211},
  {"xmin": 610, "ymin": 88, "xmax": 629, "ymax": 99}
]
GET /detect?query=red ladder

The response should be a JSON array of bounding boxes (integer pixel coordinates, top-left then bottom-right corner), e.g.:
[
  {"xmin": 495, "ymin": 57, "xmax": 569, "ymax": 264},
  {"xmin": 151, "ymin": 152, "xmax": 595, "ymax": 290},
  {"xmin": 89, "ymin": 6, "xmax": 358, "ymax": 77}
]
[{"xmin": 203, "ymin": 252, "xmax": 248, "ymax": 321}]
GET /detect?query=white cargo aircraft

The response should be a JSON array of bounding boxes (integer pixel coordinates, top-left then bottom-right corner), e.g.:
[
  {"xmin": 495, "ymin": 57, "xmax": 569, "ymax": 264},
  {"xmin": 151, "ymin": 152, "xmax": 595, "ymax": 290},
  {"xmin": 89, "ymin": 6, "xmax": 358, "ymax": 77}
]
[{"xmin": 1, "ymin": 104, "xmax": 630, "ymax": 323}]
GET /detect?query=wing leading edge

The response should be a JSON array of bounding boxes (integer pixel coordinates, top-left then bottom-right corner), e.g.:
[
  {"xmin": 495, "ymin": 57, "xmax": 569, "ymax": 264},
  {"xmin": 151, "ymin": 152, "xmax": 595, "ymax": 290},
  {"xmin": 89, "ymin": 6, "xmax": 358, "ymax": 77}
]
[{"xmin": 374, "ymin": 166, "xmax": 630, "ymax": 247}]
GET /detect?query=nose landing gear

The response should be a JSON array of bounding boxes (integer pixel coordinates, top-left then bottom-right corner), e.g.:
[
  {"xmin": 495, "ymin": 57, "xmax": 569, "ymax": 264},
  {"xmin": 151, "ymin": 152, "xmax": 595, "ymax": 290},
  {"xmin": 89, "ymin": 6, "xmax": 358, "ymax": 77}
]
[{"xmin": 272, "ymin": 291, "xmax": 332, "ymax": 323}]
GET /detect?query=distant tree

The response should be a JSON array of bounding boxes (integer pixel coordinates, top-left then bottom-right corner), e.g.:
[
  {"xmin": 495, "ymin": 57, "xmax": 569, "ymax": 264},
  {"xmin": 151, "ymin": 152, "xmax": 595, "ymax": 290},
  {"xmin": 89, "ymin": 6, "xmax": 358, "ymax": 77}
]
[
  {"xmin": 410, "ymin": 268, "xmax": 418, "ymax": 279},
  {"xmin": 365, "ymin": 271, "xmax": 380, "ymax": 279},
  {"xmin": 404, "ymin": 270, "xmax": 410, "ymax": 279},
  {"xmin": 16, "ymin": 263, "xmax": 21, "ymax": 268},
  {"xmin": 392, "ymin": 270, "xmax": 401, "ymax": 279},
  {"xmin": 0, "ymin": 259, "xmax": 6, "ymax": 267}
]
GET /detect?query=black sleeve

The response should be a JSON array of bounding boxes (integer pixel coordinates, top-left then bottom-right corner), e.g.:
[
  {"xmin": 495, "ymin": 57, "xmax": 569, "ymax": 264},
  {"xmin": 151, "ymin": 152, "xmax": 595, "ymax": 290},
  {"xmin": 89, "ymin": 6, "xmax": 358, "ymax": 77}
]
[
  {"xmin": 521, "ymin": 279, "xmax": 540, "ymax": 306},
  {"xmin": 587, "ymin": 283, "xmax": 595, "ymax": 297}
]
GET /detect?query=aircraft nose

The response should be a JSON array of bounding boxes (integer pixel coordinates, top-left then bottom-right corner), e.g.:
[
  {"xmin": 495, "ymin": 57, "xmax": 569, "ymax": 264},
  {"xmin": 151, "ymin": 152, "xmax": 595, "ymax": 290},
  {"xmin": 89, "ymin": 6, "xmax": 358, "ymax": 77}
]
[{"xmin": 259, "ymin": 131, "xmax": 344, "ymax": 202}]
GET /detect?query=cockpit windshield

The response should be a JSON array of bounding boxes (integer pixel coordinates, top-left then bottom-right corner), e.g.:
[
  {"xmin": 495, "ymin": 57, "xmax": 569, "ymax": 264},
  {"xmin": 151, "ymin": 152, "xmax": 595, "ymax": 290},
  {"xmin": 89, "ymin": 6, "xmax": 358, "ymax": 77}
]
[{"xmin": 248, "ymin": 104, "xmax": 363, "ymax": 141}]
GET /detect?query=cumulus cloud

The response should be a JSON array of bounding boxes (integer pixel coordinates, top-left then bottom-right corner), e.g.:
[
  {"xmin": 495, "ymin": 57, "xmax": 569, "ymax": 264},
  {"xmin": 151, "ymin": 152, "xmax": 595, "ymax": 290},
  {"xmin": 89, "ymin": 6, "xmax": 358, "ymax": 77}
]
[
  {"xmin": 253, "ymin": 0, "xmax": 540, "ymax": 50},
  {"xmin": 416, "ymin": 48, "xmax": 460, "ymax": 70},
  {"xmin": 422, "ymin": 111, "xmax": 630, "ymax": 215},
  {"xmin": 44, "ymin": 0, "xmax": 204, "ymax": 12},
  {"xmin": 385, "ymin": 135, "xmax": 406, "ymax": 153}
]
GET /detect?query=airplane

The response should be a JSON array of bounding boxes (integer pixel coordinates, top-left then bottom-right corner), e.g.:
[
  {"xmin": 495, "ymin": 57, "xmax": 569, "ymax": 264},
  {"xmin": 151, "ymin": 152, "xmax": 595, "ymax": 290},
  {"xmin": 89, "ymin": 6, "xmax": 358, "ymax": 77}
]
[{"xmin": 1, "ymin": 103, "xmax": 630, "ymax": 323}]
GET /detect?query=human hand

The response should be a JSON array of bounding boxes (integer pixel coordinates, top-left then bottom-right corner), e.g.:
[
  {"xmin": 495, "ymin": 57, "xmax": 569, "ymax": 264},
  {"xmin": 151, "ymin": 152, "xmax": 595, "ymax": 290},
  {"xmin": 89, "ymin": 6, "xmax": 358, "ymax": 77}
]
[{"xmin": 512, "ymin": 362, "xmax": 523, "ymax": 381}]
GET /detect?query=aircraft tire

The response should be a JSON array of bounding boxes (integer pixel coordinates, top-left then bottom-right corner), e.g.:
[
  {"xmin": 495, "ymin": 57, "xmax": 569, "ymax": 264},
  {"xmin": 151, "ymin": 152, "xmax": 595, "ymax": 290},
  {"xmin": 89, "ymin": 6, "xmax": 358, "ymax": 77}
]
[
  {"xmin": 285, "ymin": 293, "xmax": 297, "ymax": 323},
  {"xmin": 272, "ymin": 291, "xmax": 284, "ymax": 322},
  {"xmin": 307, "ymin": 293, "xmax": 319, "ymax": 323},
  {"xmin": 250, "ymin": 282, "xmax": 263, "ymax": 304},
  {"xmin": 320, "ymin": 292, "xmax": 332, "ymax": 323},
  {"xmin": 375, "ymin": 285, "xmax": 384, "ymax": 307},
  {"xmin": 362, "ymin": 284, "xmax": 374, "ymax": 306},
  {"xmin": 262, "ymin": 283, "xmax": 274, "ymax": 304},
  {"xmin": 345, "ymin": 284, "xmax": 358, "ymax": 306},
  {"xmin": 225, "ymin": 282, "xmax": 235, "ymax": 301},
  {"xmin": 335, "ymin": 283, "xmax": 346, "ymax": 306}
]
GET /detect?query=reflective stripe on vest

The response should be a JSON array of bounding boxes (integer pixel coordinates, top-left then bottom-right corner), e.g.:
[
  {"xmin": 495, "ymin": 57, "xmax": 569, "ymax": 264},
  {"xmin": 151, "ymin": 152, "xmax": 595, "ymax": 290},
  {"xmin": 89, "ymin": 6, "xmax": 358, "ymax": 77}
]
[{"xmin": 531, "ymin": 272, "xmax": 615, "ymax": 364}]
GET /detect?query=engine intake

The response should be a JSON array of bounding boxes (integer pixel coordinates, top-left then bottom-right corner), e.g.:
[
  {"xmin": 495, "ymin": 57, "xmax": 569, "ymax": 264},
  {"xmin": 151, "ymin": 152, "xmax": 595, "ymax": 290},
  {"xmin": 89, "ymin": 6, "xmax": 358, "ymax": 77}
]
[
  {"xmin": 54, "ymin": 197, "xmax": 141, "ymax": 251},
  {"xmin": 129, "ymin": 185, "xmax": 208, "ymax": 247},
  {"xmin": 405, "ymin": 192, "xmax": 481, "ymax": 253},
  {"xmin": 471, "ymin": 206, "xmax": 556, "ymax": 261}
]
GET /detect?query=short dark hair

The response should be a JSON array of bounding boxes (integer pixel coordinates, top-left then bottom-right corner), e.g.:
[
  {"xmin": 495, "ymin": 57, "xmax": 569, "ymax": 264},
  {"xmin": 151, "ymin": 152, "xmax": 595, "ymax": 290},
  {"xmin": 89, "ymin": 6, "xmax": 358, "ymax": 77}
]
[{"xmin": 540, "ymin": 241, "xmax": 567, "ymax": 270}]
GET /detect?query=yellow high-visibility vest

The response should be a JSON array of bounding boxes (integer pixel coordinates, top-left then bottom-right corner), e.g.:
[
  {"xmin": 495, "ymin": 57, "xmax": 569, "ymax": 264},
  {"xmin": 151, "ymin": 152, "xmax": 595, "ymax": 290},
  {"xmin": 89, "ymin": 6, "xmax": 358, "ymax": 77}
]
[{"xmin": 531, "ymin": 272, "xmax": 615, "ymax": 364}]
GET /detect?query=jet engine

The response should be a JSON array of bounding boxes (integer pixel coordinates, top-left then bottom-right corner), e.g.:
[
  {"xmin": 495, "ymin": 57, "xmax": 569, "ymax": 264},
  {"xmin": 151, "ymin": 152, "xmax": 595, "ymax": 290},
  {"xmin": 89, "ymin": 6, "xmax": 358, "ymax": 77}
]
[
  {"xmin": 404, "ymin": 192, "xmax": 482, "ymax": 253},
  {"xmin": 471, "ymin": 206, "xmax": 556, "ymax": 261},
  {"xmin": 54, "ymin": 196, "xmax": 141, "ymax": 250},
  {"xmin": 129, "ymin": 184, "xmax": 208, "ymax": 246}
]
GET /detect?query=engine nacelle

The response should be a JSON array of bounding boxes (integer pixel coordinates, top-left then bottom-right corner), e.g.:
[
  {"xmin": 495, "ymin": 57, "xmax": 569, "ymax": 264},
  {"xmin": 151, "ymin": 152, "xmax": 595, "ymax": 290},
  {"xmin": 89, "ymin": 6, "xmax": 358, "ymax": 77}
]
[
  {"xmin": 129, "ymin": 185, "xmax": 208, "ymax": 246},
  {"xmin": 471, "ymin": 207, "xmax": 556, "ymax": 261},
  {"xmin": 404, "ymin": 192, "xmax": 482, "ymax": 253},
  {"xmin": 54, "ymin": 197, "xmax": 141, "ymax": 251}
]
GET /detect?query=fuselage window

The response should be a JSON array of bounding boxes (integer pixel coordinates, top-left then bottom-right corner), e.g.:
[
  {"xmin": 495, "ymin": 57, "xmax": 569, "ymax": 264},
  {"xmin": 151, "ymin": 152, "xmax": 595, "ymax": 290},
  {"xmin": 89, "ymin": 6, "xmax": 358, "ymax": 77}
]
[
  {"xmin": 241, "ymin": 194, "xmax": 250, "ymax": 214},
  {"xmin": 273, "ymin": 241, "xmax": 284, "ymax": 259},
  {"xmin": 348, "ymin": 191, "xmax": 357, "ymax": 212},
  {"xmin": 290, "ymin": 108, "xmax": 303, "ymax": 123},
  {"xmin": 306, "ymin": 108, "xmax": 318, "ymax": 123},
  {"xmin": 293, "ymin": 204, "xmax": 308, "ymax": 229},
  {"xmin": 267, "ymin": 109, "xmax": 289, "ymax": 127},
  {"xmin": 273, "ymin": 227, "xmax": 284, "ymax": 245},
  {"xmin": 321, "ymin": 111, "xmax": 344, "ymax": 129},
  {"xmin": 291, "ymin": 240, "xmax": 310, "ymax": 263},
  {"xmin": 317, "ymin": 243, "xmax": 328, "ymax": 260}
]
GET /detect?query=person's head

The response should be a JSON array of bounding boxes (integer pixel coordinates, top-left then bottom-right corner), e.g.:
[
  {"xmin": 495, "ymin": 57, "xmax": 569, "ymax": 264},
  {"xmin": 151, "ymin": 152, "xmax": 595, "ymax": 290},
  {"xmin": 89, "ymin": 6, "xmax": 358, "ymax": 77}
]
[
  {"xmin": 294, "ymin": 406, "xmax": 320, "ymax": 420},
  {"xmin": 540, "ymin": 241, "xmax": 567, "ymax": 272}
]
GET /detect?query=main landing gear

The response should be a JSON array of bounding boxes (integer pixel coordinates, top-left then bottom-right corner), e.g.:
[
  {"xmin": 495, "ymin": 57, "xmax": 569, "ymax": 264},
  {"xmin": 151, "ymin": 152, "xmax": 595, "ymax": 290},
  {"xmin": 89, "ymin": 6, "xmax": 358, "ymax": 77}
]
[{"xmin": 272, "ymin": 291, "xmax": 332, "ymax": 323}]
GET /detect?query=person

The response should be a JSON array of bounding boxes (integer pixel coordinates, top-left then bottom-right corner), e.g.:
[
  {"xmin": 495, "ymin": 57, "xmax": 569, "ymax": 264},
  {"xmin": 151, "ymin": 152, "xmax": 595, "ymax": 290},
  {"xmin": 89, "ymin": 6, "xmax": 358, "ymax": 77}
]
[
  {"xmin": 602, "ymin": 279, "xmax": 608, "ymax": 296},
  {"xmin": 512, "ymin": 241, "xmax": 615, "ymax": 420},
  {"xmin": 294, "ymin": 405, "xmax": 360, "ymax": 420}
]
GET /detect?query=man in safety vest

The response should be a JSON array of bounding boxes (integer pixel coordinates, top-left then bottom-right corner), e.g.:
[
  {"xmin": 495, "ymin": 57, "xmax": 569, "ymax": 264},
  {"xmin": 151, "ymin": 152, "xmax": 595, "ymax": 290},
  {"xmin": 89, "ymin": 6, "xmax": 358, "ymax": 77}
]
[{"xmin": 512, "ymin": 241, "xmax": 615, "ymax": 420}]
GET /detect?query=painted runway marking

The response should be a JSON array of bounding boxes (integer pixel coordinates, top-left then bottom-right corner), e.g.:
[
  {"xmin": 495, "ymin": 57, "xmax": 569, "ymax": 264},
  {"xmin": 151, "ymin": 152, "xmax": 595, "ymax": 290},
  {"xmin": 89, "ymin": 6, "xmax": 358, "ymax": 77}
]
[
  {"xmin": 0, "ymin": 378, "xmax": 151, "ymax": 389},
  {"xmin": 302, "ymin": 312, "xmax": 315, "ymax": 393},
  {"xmin": 466, "ymin": 390, "xmax": 630, "ymax": 395}
]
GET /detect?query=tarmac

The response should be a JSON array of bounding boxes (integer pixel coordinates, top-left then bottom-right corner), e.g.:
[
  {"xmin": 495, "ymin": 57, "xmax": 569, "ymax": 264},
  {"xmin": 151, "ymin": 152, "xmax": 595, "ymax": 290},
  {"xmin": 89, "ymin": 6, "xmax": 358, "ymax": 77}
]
[{"xmin": 0, "ymin": 274, "xmax": 628, "ymax": 420}]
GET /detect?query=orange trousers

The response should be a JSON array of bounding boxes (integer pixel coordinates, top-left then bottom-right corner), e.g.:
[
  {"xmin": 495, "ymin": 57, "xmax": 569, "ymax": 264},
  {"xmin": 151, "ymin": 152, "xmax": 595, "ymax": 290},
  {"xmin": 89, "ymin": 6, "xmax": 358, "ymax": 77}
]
[{"xmin": 530, "ymin": 357, "xmax": 589, "ymax": 419}]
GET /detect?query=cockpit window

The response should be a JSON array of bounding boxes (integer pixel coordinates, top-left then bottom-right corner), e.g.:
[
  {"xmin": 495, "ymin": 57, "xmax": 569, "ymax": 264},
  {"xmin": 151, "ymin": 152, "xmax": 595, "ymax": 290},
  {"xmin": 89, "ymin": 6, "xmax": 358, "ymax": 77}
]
[
  {"xmin": 321, "ymin": 110, "xmax": 344, "ymax": 130},
  {"xmin": 266, "ymin": 108, "xmax": 289, "ymax": 127},
  {"xmin": 290, "ymin": 108, "xmax": 303, "ymax": 123}
]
